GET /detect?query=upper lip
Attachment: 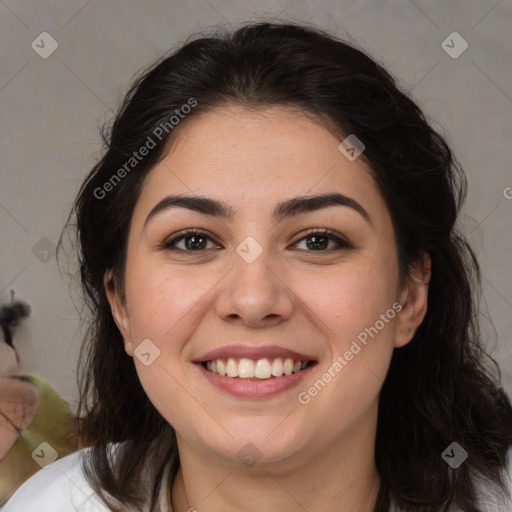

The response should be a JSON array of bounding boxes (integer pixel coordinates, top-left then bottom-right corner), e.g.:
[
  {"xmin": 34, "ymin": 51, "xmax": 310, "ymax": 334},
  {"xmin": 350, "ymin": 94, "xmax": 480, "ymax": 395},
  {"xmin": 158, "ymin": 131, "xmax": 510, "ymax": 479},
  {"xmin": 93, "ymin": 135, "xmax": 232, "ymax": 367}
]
[{"xmin": 194, "ymin": 344, "xmax": 317, "ymax": 363}]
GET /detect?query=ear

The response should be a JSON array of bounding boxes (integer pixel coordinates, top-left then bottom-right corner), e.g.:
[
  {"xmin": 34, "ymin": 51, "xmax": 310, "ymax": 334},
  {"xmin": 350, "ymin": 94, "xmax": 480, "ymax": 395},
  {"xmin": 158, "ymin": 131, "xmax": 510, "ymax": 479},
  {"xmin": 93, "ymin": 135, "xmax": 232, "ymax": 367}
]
[
  {"xmin": 104, "ymin": 270, "xmax": 133, "ymax": 357},
  {"xmin": 395, "ymin": 253, "xmax": 431, "ymax": 348}
]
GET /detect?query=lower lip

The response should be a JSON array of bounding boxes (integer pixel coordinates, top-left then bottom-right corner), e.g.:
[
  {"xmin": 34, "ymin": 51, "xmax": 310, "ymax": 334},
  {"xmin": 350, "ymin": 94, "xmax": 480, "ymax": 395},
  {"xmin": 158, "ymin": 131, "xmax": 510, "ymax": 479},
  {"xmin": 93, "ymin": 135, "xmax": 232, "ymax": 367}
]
[{"xmin": 196, "ymin": 362, "xmax": 315, "ymax": 398}]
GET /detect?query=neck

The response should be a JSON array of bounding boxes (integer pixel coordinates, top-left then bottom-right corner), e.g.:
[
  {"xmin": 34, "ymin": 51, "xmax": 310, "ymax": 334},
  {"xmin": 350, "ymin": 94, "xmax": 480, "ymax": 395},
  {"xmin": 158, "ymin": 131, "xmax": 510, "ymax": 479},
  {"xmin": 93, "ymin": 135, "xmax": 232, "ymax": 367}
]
[{"xmin": 170, "ymin": 407, "xmax": 381, "ymax": 512}]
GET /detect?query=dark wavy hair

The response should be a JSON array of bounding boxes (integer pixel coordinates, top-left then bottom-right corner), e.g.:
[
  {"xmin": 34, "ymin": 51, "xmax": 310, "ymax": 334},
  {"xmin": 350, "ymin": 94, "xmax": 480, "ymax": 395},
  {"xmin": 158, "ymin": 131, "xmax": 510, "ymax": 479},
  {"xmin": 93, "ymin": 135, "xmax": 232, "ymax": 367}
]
[{"xmin": 57, "ymin": 21, "xmax": 512, "ymax": 512}]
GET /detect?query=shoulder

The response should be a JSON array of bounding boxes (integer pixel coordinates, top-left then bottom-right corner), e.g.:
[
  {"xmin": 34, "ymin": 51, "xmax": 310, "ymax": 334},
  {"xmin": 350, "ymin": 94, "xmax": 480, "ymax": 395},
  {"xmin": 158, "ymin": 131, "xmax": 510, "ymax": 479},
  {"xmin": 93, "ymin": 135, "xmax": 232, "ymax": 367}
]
[
  {"xmin": 3, "ymin": 445, "xmax": 113, "ymax": 512},
  {"xmin": 3, "ymin": 442, "xmax": 174, "ymax": 512},
  {"xmin": 471, "ymin": 445, "xmax": 512, "ymax": 512},
  {"xmin": 388, "ymin": 445, "xmax": 512, "ymax": 512}
]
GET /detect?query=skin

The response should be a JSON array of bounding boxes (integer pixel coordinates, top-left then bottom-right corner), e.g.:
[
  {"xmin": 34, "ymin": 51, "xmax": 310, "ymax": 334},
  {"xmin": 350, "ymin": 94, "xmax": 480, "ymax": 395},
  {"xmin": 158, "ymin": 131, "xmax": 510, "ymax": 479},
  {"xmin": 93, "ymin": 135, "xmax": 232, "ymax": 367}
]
[
  {"xmin": 105, "ymin": 106, "xmax": 431, "ymax": 512},
  {"xmin": 0, "ymin": 378, "xmax": 39, "ymax": 460}
]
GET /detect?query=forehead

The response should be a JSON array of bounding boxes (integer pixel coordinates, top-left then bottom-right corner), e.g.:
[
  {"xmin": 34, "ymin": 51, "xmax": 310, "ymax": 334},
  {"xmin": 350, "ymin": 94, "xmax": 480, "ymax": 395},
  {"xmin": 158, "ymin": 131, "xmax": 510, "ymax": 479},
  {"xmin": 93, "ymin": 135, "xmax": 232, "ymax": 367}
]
[{"xmin": 131, "ymin": 106, "xmax": 389, "ymax": 228}]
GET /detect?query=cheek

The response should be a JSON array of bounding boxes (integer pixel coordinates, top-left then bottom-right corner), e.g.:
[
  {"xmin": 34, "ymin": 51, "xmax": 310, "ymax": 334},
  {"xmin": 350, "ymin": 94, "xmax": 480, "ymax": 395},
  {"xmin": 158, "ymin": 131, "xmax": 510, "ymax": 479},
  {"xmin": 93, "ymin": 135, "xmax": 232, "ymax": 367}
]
[
  {"xmin": 296, "ymin": 258, "xmax": 399, "ymax": 341},
  {"xmin": 122, "ymin": 259, "xmax": 204, "ymax": 429},
  {"xmin": 124, "ymin": 257, "xmax": 211, "ymax": 344},
  {"xmin": 294, "ymin": 264, "xmax": 398, "ymax": 432}
]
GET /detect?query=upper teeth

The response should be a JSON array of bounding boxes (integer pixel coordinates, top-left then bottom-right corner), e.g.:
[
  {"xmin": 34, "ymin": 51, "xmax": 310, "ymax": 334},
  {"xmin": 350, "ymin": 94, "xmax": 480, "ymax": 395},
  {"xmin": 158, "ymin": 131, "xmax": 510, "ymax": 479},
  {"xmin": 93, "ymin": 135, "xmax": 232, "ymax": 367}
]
[{"xmin": 205, "ymin": 357, "xmax": 308, "ymax": 379}]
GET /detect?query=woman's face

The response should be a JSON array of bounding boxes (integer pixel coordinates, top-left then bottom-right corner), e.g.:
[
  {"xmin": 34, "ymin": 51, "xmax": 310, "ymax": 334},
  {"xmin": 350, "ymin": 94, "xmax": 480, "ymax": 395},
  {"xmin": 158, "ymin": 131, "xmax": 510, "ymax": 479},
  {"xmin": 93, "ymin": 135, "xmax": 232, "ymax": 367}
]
[{"xmin": 106, "ymin": 106, "xmax": 427, "ymax": 468}]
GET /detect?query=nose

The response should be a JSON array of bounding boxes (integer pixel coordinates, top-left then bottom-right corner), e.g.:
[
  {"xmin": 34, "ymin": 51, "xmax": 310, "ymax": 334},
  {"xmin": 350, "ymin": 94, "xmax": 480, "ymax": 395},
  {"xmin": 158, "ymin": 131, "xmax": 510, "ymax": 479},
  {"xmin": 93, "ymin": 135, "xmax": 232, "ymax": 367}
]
[{"xmin": 214, "ymin": 243, "xmax": 296, "ymax": 329}]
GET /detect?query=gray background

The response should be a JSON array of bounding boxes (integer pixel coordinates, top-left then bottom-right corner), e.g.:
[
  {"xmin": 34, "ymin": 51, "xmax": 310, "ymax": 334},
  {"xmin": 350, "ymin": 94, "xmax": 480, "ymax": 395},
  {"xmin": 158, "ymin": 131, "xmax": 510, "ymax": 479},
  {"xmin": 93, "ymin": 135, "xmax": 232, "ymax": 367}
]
[{"xmin": 1, "ymin": 0, "xmax": 511, "ymax": 412}]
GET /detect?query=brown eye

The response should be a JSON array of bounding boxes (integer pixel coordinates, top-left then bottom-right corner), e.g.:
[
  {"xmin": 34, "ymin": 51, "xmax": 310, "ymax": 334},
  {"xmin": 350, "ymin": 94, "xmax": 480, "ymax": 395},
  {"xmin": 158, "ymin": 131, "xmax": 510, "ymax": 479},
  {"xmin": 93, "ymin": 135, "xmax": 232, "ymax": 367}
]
[
  {"xmin": 161, "ymin": 230, "xmax": 220, "ymax": 251},
  {"xmin": 293, "ymin": 229, "xmax": 353, "ymax": 251}
]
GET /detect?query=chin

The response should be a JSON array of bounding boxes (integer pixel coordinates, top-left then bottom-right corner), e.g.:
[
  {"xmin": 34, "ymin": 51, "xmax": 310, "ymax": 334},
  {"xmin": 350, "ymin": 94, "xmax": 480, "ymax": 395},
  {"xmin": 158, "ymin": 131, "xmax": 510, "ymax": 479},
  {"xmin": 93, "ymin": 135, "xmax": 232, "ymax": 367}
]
[{"xmin": 197, "ymin": 421, "xmax": 311, "ymax": 468}]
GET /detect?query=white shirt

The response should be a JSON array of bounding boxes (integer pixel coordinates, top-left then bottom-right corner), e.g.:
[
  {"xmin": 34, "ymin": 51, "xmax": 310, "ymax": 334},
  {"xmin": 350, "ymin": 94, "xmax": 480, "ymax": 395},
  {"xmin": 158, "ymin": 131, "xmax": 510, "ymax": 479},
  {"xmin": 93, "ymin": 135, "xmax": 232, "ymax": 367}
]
[
  {"xmin": 2, "ymin": 445, "xmax": 172, "ymax": 512},
  {"xmin": 3, "ymin": 445, "xmax": 512, "ymax": 511}
]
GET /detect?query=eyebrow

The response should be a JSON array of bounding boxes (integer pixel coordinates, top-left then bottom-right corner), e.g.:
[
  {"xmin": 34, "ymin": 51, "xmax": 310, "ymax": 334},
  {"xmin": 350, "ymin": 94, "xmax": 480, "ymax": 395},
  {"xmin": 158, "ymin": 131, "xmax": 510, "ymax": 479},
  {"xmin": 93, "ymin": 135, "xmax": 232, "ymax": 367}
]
[{"xmin": 143, "ymin": 192, "xmax": 373, "ymax": 229}]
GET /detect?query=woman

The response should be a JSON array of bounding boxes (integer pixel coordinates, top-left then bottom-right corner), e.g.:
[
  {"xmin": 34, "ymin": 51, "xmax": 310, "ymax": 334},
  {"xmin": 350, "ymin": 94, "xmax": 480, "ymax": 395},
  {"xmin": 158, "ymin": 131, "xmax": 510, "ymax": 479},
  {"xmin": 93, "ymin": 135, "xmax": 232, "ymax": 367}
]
[{"xmin": 4, "ymin": 22, "xmax": 512, "ymax": 512}]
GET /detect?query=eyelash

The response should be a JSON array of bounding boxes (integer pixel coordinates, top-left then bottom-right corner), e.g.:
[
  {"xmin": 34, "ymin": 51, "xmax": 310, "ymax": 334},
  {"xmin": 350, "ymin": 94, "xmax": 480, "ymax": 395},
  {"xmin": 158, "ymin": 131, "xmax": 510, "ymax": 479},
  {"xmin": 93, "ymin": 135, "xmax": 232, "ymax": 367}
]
[{"xmin": 160, "ymin": 228, "xmax": 353, "ymax": 253}]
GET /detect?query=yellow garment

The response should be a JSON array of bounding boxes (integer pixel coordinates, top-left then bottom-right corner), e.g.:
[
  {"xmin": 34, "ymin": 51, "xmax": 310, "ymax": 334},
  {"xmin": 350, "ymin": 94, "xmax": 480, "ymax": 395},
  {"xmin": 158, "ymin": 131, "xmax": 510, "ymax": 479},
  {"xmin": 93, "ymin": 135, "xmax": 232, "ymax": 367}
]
[{"xmin": 0, "ymin": 375, "xmax": 78, "ymax": 505}]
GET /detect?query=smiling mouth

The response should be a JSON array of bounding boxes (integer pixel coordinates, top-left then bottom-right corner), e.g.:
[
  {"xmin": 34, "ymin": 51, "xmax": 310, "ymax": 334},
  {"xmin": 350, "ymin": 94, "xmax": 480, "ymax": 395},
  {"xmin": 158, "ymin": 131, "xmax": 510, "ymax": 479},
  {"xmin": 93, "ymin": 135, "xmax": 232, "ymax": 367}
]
[{"xmin": 201, "ymin": 357, "xmax": 316, "ymax": 380}]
